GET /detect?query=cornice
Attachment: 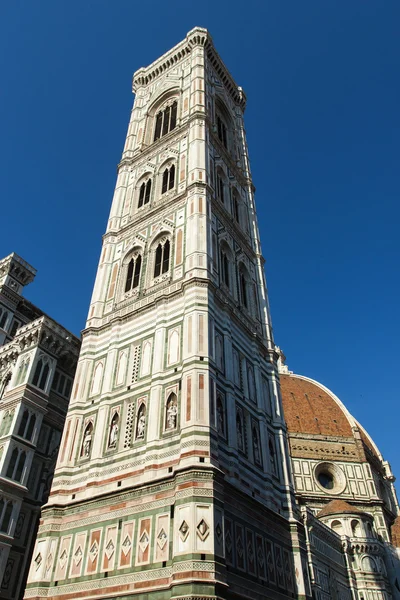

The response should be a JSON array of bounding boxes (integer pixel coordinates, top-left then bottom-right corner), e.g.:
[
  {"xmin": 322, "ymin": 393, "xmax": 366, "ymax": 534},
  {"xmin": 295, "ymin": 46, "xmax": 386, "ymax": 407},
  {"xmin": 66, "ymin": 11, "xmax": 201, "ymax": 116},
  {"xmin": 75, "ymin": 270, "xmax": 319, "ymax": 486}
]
[
  {"xmin": 132, "ymin": 27, "xmax": 245, "ymax": 110},
  {"xmin": 8, "ymin": 316, "xmax": 81, "ymax": 361}
]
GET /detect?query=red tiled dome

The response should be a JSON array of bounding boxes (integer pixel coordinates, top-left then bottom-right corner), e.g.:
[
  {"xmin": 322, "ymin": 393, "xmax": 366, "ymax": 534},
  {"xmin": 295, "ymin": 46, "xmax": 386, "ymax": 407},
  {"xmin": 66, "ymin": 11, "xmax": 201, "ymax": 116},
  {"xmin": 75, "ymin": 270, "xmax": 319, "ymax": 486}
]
[
  {"xmin": 280, "ymin": 374, "xmax": 353, "ymax": 437},
  {"xmin": 318, "ymin": 500, "xmax": 366, "ymax": 518}
]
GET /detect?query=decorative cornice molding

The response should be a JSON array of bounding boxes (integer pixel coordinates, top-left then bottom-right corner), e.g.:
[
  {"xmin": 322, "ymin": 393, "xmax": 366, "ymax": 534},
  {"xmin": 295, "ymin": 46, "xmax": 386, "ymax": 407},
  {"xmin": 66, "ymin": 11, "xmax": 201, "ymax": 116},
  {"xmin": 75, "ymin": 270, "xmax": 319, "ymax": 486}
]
[{"xmin": 132, "ymin": 28, "xmax": 246, "ymax": 109}]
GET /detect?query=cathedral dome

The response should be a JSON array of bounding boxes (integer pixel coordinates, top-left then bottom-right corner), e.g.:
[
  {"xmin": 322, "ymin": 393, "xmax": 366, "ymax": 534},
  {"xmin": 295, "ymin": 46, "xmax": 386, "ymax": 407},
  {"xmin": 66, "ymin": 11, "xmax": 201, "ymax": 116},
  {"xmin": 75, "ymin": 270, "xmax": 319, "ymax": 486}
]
[
  {"xmin": 391, "ymin": 516, "xmax": 400, "ymax": 547},
  {"xmin": 279, "ymin": 372, "xmax": 381, "ymax": 463}
]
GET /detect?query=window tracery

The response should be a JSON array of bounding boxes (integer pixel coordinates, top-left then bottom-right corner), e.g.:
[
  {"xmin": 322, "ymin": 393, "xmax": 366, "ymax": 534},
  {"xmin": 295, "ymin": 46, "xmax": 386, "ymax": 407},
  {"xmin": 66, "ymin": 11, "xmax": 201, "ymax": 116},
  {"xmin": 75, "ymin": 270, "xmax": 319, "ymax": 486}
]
[
  {"xmin": 6, "ymin": 447, "xmax": 26, "ymax": 482},
  {"xmin": 161, "ymin": 164, "xmax": 175, "ymax": 194},
  {"xmin": 125, "ymin": 253, "xmax": 142, "ymax": 293},
  {"xmin": 17, "ymin": 409, "xmax": 36, "ymax": 441},
  {"xmin": 31, "ymin": 356, "xmax": 51, "ymax": 391},
  {"xmin": 138, "ymin": 179, "xmax": 152, "ymax": 208},
  {"xmin": 153, "ymin": 238, "xmax": 170, "ymax": 280},
  {"xmin": 15, "ymin": 356, "xmax": 31, "ymax": 385},
  {"xmin": 154, "ymin": 101, "xmax": 177, "ymax": 141}
]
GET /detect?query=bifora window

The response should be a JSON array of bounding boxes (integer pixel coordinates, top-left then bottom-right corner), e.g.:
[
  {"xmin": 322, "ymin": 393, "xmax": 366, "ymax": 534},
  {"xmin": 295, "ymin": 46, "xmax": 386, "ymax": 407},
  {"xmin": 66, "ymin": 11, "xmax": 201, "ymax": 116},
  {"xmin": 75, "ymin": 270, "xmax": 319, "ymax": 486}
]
[
  {"xmin": 154, "ymin": 239, "xmax": 170, "ymax": 278},
  {"xmin": 138, "ymin": 180, "xmax": 152, "ymax": 208},
  {"xmin": 154, "ymin": 102, "xmax": 178, "ymax": 141},
  {"xmin": 162, "ymin": 165, "xmax": 175, "ymax": 194},
  {"xmin": 125, "ymin": 254, "xmax": 142, "ymax": 292}
]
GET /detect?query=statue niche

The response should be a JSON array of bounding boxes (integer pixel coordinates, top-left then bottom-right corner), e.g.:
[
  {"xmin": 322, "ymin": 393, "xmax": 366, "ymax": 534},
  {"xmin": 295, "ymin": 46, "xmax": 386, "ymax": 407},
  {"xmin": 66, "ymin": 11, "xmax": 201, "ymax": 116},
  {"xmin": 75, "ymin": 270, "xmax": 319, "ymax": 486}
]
[
  {"xmin": 136, "ymin": 403, "xmax": 146, "ymax": 439},
  {"xmin": 165, "ymin": 393, "xmax": 178, "ymax": 430},
  {"xmin": 108, "ymin": 412, "xmax": 119, "ymax": 449},
  {"xmin": 81, "ymin": 422, "xmax": 94, "ymax": 458}
]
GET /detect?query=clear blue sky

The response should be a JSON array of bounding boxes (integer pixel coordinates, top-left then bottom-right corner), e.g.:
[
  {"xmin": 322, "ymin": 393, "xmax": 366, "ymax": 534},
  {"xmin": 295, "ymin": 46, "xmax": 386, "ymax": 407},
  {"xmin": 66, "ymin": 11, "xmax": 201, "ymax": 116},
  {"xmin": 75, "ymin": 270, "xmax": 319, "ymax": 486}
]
[{"xmin": 1, "ymin": 2, "xmax": 399, "ymax": 475}]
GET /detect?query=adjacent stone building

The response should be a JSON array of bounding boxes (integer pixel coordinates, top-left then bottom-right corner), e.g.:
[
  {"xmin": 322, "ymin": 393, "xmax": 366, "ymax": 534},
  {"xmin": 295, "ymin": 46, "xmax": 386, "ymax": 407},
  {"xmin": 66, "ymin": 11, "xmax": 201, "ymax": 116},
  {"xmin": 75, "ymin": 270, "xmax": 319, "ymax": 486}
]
[
  {"xmin": 24, "ymin": 28, "xmax": 400, "ymax": 600},
  {"xmin": 0, "ymin": 253, "xmax": 80, "ymax": 599},
  {"xmin": 279, "ymin": 358, "xmax": 400, "ymax": 600}
]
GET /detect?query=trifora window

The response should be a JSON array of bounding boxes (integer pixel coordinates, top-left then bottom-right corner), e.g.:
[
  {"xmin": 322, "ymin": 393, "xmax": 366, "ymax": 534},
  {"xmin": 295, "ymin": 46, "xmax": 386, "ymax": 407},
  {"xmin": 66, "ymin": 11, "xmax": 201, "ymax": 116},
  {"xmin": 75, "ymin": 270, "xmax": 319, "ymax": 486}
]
[
  {"xmin": 125, "ymin": 254, "xmax": 142, "ymax": 293},
  {"xmin": 154, "ymin": 102, "xmax": 178, "ymax": 141},
  {"xmin": 138, "ymin": 180, "xmax": 152, "ymax": 208},
  {"xmin": 154, "ymin": 239, "xmax": 170, "ymax": 278},
  {"xmin": 162, "ymin": 165, "xmax": 175, "ymax": 194}
]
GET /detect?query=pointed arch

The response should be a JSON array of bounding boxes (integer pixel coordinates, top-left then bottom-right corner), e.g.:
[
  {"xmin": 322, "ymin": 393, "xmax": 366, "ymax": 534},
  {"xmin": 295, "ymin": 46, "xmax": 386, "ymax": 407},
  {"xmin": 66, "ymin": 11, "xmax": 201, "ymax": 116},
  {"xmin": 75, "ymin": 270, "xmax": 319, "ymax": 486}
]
[
  {"xmin": 91, "ymin": 362, "xmax": 103, "ymax": 396},
  {"xmin": 81, "ymin": 421, "xmax": 94, "ymax": 458},
  {"xmin": 165, "ymin": 392, "xmax": 178, "ymax": 430},
  {"xmin": 141, "ymin": 340, "xmax": 152, "ymax": 377},
  {"xmin": 6, "ymin": 448, "xmax": 18, "ymax": 479},
  {"xmin": 115, "ymin": 351, "xmax": 127, "ymax": 387},
  {"xmin": 17, "ymin": 410, "xmax": 29, "ymax": 437},
  {"xmin": 167, "ymin": 329, "xmax": 180, "ymax": 365},
  {"xmin": 26, "ymin": 414, "xmax": 36, "ymax": 441},
  {"xmin": 107, "ymin": 263, "xmax": 119, "ymax": 300},
  {"xmin": 219, "ymin": 239, "xmax": 233, "ymax": 290},
  {"xmin": 14, "ymin": 451, "xmax": 26, "ymax": 482},
  {"xmin": 108, "ymin": 411, "xmax": 119, "ymax": 449},
  {"xmin": 136, "ymin": 403, "xmax": 146, "ymax": 439}
]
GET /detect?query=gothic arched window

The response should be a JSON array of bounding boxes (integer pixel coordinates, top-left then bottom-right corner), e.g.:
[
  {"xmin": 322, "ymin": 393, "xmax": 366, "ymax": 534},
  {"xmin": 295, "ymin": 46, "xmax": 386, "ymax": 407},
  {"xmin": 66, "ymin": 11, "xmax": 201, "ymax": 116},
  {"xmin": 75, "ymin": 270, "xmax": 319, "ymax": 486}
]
[
  {"xmin": 154, "ymin": 101, "xmax": 178, "ymax": 141},
  {"xmin": 17, "ymin": 410, "xmax": 29, "ymax": 437},
  {"xmin": 32, "ymin": 357, "xmax": 50, "ymax": 391},
  {"xmin": 217, "ymin": 115, "xmax": 227, "ymax": 148},
  {"xmin": 138, "ymin": 179, "xmax": 152, "ymax": 208},
  {"xmin": 162, "ymin": 165, "xmax": 175, "ymax": 194},
  {"xmin": 125, "ymin": 254, "xmax": 142, "ymax": 293},
  {"xmin": 0, "ymin": 309, "xmax": 8, "ymax": 330},
  {"xmin": 217, "ymin": 173, "xmax": 225, "ymax": 204},
  {"xmin": 14, "ymin": 451, "xmax": 26, "ymax": 482},
  {"xmin": 219, "ymin": 242, "xmax": 232, "ymax": 290},
  {"xmin": 6, "ymin": 448, "xmax": 18, "ymax": 479},
  {"xmin": 154, "ymin": 239, "xmax": 170, "ymax": 278},
  {"xmin": 238, "ymin": 264, "xmax": 251, "ymax": 311},
  {"xmin": 232, "ymin": 189, "xmax": 240, "ymax": 224},
  {"xmin": 26, "ymin": 414, "xmax": 36, "ymax": 441}
]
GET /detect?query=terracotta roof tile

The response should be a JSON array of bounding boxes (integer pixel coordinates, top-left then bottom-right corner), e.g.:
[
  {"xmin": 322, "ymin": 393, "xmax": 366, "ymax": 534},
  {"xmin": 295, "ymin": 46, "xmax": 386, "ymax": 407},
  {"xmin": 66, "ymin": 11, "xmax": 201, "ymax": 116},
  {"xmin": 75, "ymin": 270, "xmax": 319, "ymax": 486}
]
[
  {"xmin": 280, "ymin": 375, "xmax": 353, "ymax": 437},
  {"xmin": 318, "ymin": 500, "xmax": 365, "ymax": 518},
  {"xmin": 391, "ymin": 516, "xmax": 400, "ymax": 547}
]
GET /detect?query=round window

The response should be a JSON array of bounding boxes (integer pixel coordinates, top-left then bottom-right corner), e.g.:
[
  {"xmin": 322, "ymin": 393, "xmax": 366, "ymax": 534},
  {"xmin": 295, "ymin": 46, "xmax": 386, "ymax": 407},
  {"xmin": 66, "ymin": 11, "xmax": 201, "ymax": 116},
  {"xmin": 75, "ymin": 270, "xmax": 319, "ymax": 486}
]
[
  {"xmin": 314, "ymin": 462, "xmax": 346, "ymax": 494},
  {"xmin": 318, "ymin": 471, "xmax": 334, "ymax": 490}
]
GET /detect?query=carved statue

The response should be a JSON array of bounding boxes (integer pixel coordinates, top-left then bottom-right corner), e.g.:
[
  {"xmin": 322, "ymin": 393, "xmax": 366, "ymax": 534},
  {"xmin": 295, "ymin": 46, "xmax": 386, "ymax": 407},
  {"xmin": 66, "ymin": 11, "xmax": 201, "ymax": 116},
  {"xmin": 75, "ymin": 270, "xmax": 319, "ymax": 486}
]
[
  {"xmin": 166, "ymin": 399, "xmax": 177, "ymax": 430},
  {"xmin": 108, "ymin": 417, "xmax": 119, "ymax": 448},
  {"xmin": 83, "ymin": 426, "xmax": 92, "ymax": 457},
  {"xmin": 136, "ymin": 411, "xmax": 146, "ymax": 439}
]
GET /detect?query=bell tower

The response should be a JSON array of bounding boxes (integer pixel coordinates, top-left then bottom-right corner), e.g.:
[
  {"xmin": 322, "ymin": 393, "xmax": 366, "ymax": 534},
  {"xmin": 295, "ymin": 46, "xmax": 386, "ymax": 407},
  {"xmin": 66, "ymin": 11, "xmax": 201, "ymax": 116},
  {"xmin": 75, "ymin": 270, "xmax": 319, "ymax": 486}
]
[{"xmin": 25, "ymin": 28, "xmax": 308, "ymax": 600}]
